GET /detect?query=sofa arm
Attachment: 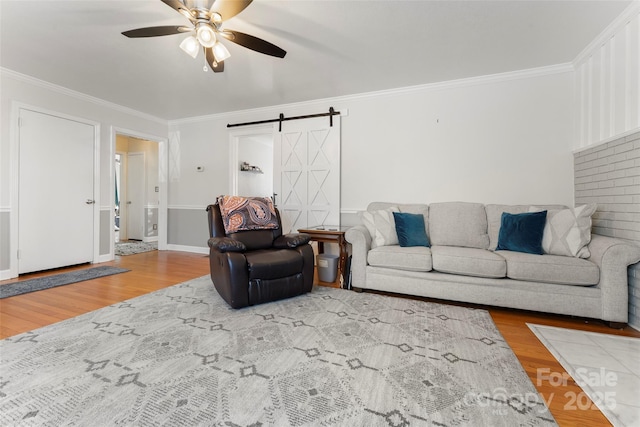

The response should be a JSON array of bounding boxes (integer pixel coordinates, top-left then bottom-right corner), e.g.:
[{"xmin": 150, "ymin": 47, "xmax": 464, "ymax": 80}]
[
  {"xmin": 273, "ymin": 233, "xmax": 311, "ymax": 249},
  {"xmin": 587, "ymin": 234, "xmax": 640, "ymax": 323},
  {"xmin": 345, "ymin": 225, "xmax": 372, "ymax": 288},
  {"xmin": 208, "ymin": 237, "xmax": 246, "ymax": 253}
]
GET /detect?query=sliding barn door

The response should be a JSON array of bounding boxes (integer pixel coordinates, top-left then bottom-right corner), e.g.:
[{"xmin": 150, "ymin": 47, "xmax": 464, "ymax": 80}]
[
  {"xmin": 273, "ymin": 116, "xmax": 340, "ymax": 233},
  {"xmin": 18, "ymin": 109, "xmax": 96, "ymax": 273}
]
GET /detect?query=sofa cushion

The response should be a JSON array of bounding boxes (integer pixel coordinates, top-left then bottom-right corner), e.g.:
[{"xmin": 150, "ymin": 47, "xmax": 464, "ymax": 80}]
[
  {"xmin": 431, "ymin": 246, "xmax": 506, "ymax": 278},
  {"xmin": 486, "ymin": 204, "xmax": 567, "ymax": 250},
  {"xmin": 368, "ymin": 245, "xmax": 432, "ymax": 272},
  {"xmin": 360, "ymin": 206, "xmax": 399, "ymax": 248},
  {"xmin": 428, "ymin": 202, "xmax": 489, "ymax": 249},
  {"xmin": 497, "ymin": 250, "xmax": 599, "ymax": 286},
  {"xmin": 393, "ymin": 212, "xmax": 430, "ymax": 247},
  {"xmin": 496, "ymin": 211, "xmax": 547, "ymax": 255},
  {"xmin": 246, "ymin": 249, "xmax": 304, "ymax": 280},
  {"xmin": 529, "ymin": 204, "xmax": 597, "ymax": 258}
]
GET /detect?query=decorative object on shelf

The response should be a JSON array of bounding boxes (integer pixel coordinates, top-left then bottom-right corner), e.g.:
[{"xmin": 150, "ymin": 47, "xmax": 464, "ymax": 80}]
[
  {"xmin": 240, "ymin": 161, "xmax": 262, "ymax": 173},
  {"xmin": 121, "ymin": 0, "xmax": 286, "ymax": 74}
]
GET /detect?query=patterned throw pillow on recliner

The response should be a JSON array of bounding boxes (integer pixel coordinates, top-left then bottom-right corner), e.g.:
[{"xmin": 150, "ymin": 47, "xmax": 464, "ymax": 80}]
[
  {"xmin": 218, "ymin": 195, "xmax": 279, "ymax": 234},
  {"xmin": 530, "ymin": 204, "xmax": 597, "ymax": 258}
]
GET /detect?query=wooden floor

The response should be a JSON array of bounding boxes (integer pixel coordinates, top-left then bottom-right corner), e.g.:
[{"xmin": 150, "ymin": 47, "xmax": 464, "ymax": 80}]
[{"xmin": 1, "ymin": 250, "xmax": 638, "ymax": 427}]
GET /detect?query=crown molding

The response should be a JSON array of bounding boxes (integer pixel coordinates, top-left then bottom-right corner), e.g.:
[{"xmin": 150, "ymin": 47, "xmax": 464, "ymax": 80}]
[
  {"xmin": 1, "ymin": 61, "xmax": 574, "ymax": 129},
  {"xmin": 573, "ymin": 0, "xmax": 640, "ymax": 66},
  {"xmin": 0, "ymin": 67, "xmax": 167, "ymax": 125},
  {"xmin": 169, "ymin": 63, "xmax": 574, "ymax": 126}
]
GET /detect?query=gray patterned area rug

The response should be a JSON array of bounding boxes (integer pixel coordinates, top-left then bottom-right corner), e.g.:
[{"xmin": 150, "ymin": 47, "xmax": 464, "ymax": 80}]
[
  {"xmin": 115, "ymin": 241, "xmax": 158, "ymax": 256},
  {"xmin": 0, "ymin": 276, "xmax": 556, "ymax": 426}
]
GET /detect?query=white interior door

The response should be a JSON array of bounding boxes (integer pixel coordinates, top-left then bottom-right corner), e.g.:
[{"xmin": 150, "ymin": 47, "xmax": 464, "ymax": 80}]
[
  {"xmin": 273, "ymin": 116, "xmax": 341, "ymax": 233},
  {"xmin": 115, "ymin": 152, "xmax": 127, "ymax": 241},
  {"xmin": 18, "ymin": 109, "xmax": 95, "ymax": 274},
  {"xmin": 126, "ymin": 152, "xmax": 145, "ymax": 240}
]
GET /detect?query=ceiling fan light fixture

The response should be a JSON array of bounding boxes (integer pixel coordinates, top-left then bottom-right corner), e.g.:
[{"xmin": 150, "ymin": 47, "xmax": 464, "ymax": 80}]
[
  {"xmin": 211, "ymin": 12, "xmax": 223, "ymax": 26},
  {"xmin": 196, "ymin": 23, "xmax": 217, "ymax": 48},
  {"xmin": 212, "ymin": 42, "xmax": 231, "ymax": 62},
  {"xmin": 123, "ymin": 0, "xmax": 287, "ymax": 74},
  {"xmin": 179, "ymin": 36, "xmax": 200, "ymax": 58}
]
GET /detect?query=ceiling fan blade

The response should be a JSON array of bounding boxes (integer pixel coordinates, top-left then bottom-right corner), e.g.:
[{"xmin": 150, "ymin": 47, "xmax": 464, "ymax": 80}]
[
  {"xmin": 161, "ymin": 0, "xmax": 195, "ymax": 21},
  {"xmin": 210, "ymin": 0, "xmax": 252, "ymax": 21},
  {"xmin": 219, "ymin": 30, "xmax": 286, "ymax": 58},
  {"xmin": 122, "ymin": 26, "xmax": 192, "ymax": 38},
  {"xmin": 205, "ymin": 47, "xmax": 225, "ymax": 73}
]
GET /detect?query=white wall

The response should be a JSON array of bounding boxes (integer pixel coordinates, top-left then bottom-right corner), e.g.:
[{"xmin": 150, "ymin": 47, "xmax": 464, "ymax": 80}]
[
  {"xmin": 0, "ymin": 69, "xmax": 167, "ymax": 277},
  {"xmin": 168, "ymin": 66, "xmax": 576, "ymax": 230},
  {"xmin": 340, "ymin": 70, "xmax": 575, "ymax": 209},
  {"xmin": 574, "ymin": 2, "xmax": 640, "ymax": 149},
  {"xmin": 1, "ymin": 65, "xmax": 578, "ymax": 259},
  {"xmin": 571, "ymin": 1, "xmax": 640, "ymax": 331}
]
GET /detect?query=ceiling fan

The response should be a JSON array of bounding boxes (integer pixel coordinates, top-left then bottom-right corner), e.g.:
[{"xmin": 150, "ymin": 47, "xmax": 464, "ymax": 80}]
[{"xmin": 122, "ymin": 0, "xmax": 286, "ymax": 73}]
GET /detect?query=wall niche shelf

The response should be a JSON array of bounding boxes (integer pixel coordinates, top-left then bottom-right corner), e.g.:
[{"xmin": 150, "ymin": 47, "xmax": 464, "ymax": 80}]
[{"xmin": 240, "ymin": 162, "xmax": 263, "ymax": 174}]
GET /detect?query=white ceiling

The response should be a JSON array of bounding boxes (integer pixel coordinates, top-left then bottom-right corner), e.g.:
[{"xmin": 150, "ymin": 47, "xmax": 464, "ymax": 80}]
[{"xmin": 0, "ymin": 0, "xmax": 633, "ymax": 121}]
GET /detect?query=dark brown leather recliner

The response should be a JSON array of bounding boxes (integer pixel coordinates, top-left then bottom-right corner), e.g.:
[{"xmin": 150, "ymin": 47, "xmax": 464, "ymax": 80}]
[{"xmin": 206, "ymin": 202, "xmax": 314, "ymax": 308}]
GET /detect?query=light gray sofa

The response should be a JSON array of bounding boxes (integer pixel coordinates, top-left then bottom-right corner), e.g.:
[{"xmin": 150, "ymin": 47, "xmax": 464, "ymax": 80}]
[{"xmin": 345, "ymin": 202, "xmax": 640, "ymax": 326}]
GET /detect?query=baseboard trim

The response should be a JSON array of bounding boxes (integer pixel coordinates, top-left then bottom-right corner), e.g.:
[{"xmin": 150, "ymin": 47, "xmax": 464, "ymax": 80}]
[
  {"xmin": 0, "ymin": 269, "xmax": 14, "ymax": 281},
  {"xmin": 96, "ymin": 254, "xmax": 114, "ymax": 264},
  {"xmin": 166, "ymin": 244, "xmax": 208, "ymax": 255}
]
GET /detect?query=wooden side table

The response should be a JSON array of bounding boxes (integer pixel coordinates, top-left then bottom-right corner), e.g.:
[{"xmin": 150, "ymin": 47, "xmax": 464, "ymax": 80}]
[{"xmin": 297, "ymin": 226, "xmax": 350, "ymax": 288}]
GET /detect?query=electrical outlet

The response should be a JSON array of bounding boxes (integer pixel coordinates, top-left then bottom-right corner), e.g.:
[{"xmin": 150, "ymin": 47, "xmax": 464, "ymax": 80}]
[{"xmin": 155, "ymin": 186, "xmax": 159, "ymax": 192}]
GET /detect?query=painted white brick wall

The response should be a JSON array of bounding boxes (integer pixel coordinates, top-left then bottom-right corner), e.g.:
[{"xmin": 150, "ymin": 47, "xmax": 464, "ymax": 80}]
[{"xmin": 574, "ymin": 130, "xmax": 640, "ymax": 329}]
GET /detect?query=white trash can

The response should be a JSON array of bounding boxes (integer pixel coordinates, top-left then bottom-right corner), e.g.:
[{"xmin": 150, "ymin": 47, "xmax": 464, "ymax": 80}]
[{"xmin": 316, "ymin": 254, "xmax": 339, "ymax": 282}]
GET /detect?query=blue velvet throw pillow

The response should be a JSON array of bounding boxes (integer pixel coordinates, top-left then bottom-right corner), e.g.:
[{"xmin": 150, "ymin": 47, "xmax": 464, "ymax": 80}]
[
  {"xmin": 496, "ymin": 210, "xmax": 547, "ymax": 255},
  {"xmin": 393, "ymin": 212, "xmax": 430, "ymax": 247}
]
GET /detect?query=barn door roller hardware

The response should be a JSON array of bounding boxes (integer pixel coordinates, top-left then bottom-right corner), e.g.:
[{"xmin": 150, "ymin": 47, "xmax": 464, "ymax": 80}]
[{"xmin": 227, "ymin": 107, "xmax": 340, "ymax": 132}]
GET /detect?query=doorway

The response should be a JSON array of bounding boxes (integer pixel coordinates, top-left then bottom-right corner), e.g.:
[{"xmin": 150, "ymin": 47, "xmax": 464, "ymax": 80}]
[
  {"xmin": 114, "ymin": 134, "xmax": 159, "ymax": 252},
  {"xmin": 229, "ymin": 116, "xmax": 341, "ymax": 234},
  {"xmin": 229, "ymin": 126, "xmax": 274, "ymax": 200},
  {"xmin": 237, "ymin": 134, "xmax": 274, "ymax": 197}
]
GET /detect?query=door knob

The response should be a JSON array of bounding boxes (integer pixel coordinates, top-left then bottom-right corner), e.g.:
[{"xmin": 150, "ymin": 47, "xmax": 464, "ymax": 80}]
[{"xmin": 85, "ymin": 199, "xmax": 95, "ymax": 204}]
